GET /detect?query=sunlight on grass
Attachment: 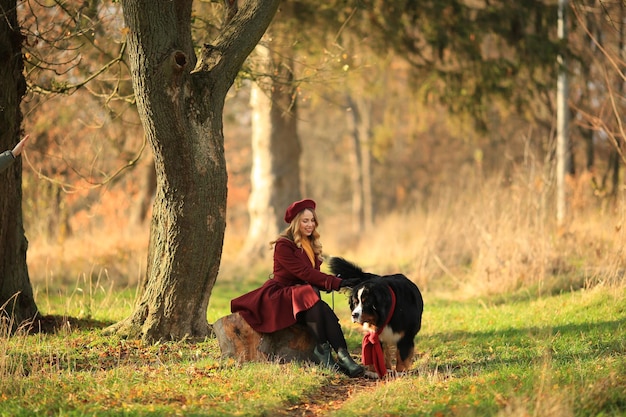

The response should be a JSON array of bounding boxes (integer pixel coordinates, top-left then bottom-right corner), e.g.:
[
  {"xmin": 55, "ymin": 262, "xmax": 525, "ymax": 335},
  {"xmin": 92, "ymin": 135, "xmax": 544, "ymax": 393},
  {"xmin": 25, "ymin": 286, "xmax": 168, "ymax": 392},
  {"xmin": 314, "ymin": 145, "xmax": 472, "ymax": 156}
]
[
  {"xmin": 1, "ymin": 330, "xmax": 336, "ymax": 416},
  {"xmin": 328, "ymin": 288, "xmax": 626, "ymax": 417},
  {"xmin": 3, "ymin": 284, "xmax": 625, "ymax": 416}
]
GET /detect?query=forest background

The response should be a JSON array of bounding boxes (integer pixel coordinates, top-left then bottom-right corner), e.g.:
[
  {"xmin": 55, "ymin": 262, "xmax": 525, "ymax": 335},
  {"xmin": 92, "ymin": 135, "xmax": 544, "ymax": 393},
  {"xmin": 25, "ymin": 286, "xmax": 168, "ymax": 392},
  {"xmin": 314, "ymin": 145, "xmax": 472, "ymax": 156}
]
[{"xmin": 9, "ymin": 1, "xmax": 626, "ymax": 313}]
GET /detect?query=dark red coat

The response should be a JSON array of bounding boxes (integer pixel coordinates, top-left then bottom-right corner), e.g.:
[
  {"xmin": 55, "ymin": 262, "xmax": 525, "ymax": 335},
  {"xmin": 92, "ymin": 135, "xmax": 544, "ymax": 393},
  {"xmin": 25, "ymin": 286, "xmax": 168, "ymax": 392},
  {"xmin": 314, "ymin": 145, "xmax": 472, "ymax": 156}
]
[{"xmin": 231, "ymin": 237, "xmax": 341, "ymax": 333}]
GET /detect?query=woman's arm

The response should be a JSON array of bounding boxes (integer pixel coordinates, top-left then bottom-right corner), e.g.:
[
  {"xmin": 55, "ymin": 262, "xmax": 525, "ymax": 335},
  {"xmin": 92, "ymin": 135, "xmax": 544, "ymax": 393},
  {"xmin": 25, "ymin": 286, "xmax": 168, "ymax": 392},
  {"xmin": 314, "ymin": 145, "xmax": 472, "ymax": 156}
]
[
  {"xmin": 274, "ymin": 239, "xmax": 342, "ymax": 291},
  {"xmin": 1, "ymin": 135, "xmax": 30, "ymax": 173}
]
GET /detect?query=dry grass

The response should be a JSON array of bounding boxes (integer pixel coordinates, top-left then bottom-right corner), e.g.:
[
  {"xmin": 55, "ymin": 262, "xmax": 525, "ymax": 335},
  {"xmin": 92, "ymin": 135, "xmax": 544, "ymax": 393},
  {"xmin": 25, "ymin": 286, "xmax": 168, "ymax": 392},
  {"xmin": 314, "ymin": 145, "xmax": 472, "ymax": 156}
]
[
  {"xmin": 323, "ymin": 169, "xmax": 626, "ymax": 298},
  {"xmin": 24, "ymin": 161, "xmax": 626, "ymax": 300}
]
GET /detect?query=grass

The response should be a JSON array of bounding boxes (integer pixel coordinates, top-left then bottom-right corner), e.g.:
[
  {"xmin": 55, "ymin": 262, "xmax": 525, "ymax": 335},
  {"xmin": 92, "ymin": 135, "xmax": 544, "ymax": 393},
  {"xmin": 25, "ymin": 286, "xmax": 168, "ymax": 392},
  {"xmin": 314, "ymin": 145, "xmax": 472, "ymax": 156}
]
[
  {"xmin": 330, "ymin": 287, "xmax": 626, "ymax": 417},
  {"xmin": 2, "ymin": 277, "xmax": 625, "ymax": 416},
  {"xmin": 8, "ymin": 160, "xmax": 626, "ymax": 415}
]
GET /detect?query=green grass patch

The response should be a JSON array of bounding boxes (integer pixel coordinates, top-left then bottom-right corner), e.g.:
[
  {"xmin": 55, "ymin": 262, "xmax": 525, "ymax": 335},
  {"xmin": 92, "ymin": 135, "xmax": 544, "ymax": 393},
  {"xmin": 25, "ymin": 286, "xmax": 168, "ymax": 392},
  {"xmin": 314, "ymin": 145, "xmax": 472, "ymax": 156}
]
[{"xmin": 2, "ymin": 282, "xmax": 625, "ymax": 416}]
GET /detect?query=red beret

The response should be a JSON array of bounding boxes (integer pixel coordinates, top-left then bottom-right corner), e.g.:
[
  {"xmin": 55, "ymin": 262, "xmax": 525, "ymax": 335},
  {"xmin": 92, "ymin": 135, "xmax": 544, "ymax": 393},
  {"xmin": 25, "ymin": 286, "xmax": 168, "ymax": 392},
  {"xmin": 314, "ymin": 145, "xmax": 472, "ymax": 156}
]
[{"xmin": 284, "ymin": 199, "xmax": 316, "ymax": 223}]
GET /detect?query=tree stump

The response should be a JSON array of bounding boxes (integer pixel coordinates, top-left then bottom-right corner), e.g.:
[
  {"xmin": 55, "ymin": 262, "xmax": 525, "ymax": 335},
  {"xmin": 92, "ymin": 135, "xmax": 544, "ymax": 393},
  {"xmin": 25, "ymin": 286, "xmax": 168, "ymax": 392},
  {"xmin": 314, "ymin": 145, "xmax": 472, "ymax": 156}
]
[{"xmin": 213, "ymin": 312, "xmax": 317, "ymax": 363}]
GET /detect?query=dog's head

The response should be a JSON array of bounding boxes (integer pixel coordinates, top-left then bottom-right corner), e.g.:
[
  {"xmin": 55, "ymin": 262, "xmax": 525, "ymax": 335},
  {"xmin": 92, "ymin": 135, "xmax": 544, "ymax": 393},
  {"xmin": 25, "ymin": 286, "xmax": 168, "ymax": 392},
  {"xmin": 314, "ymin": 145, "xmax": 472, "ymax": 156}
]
[{"xmin": 349, "ymin": 280, "xmax": 392, "ymax": 329}]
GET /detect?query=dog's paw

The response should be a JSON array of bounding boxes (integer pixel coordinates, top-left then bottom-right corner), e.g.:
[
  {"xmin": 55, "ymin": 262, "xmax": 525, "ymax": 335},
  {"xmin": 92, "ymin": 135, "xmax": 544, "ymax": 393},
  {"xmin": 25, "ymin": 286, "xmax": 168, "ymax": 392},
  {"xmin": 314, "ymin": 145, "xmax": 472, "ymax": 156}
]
[
  {"xmin": 385, "ymin": 370, "xmax": 402, "ymax": 379},
  {"xmin": 363, "ymin": 368, "xmax": 401, "ymax": 379},
  {"xmin": 363, "ymin": 370, "xmax": 380, "ymax": 379}
]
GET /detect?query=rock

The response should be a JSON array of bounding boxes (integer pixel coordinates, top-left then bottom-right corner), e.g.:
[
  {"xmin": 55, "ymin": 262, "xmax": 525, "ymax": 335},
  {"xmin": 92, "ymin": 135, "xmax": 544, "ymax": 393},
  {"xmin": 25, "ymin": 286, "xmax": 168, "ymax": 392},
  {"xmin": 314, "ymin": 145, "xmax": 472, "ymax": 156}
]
[{"xmin": 213, "ymin": 312, "xmax": 317, "ymax": 363}]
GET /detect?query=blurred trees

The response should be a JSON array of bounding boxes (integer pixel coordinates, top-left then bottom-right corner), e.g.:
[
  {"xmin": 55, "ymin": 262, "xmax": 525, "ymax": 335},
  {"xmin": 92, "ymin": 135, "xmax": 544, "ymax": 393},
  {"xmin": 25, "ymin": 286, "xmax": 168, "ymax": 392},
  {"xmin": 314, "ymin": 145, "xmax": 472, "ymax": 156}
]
[
  {"xmin": 569, "ymin": 0, "xmax": 626, "ymax": 199},
  {"xmin": 20, "ymin": 0, "xmax": 142, "ymax": 241},
  {"xmin": 235, "ymin": 3, "xmax": 356, "ymax": 261},
  {"xmin": 336, "ymin": 0, "xmax": 564, "ymax": 212},
  {"xmin": 306, "ymin": 0, "xmax": 626, "ymax": 217},
  {"xmin": 355, "ymin": 1, "xmax": 560, "ymax": 127},
  {"xmin": 237, "ymin": 24, "xmax": 302, "ymax": 262},
  {"xmin": 239, "ymin": 0, "xmax": 564, "ymax": 258}
]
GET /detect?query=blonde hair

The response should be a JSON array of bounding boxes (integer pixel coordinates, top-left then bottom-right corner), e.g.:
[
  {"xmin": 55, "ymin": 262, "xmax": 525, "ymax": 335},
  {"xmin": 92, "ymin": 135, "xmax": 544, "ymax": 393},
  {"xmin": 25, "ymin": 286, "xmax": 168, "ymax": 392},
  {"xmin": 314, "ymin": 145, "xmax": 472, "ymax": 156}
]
[{"xmin": 271, "ymin": 208, "xmax": 323, "ymax": 261}]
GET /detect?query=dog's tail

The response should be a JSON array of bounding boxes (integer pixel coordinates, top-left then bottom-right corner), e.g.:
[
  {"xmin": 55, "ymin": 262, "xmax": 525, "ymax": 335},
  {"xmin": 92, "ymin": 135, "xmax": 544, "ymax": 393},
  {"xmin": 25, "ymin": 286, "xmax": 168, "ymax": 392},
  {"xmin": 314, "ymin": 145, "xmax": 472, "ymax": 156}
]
[{"xmin": 328, "ymin": 257, "xmax": 379, "ymax": 280}]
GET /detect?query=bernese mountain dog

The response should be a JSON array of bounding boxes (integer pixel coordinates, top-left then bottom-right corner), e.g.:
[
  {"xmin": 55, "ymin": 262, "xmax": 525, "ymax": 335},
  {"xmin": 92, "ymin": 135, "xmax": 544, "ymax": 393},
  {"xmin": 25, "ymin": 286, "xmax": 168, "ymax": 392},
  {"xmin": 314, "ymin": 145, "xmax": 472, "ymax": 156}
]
[{"xmin": 329, "ymin": 257, "xmax": 424, "ymax": 378}]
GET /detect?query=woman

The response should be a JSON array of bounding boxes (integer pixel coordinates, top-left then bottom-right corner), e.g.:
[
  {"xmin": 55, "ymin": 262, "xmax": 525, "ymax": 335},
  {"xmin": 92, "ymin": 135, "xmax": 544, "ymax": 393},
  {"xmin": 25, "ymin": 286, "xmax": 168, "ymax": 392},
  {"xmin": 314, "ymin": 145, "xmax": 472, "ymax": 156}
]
[
  {"xmin": 231, "ymin": 198, "xmax": 364, "ymax": 377},
  {"xmin": 0, "ymin": 135, "xmax": 30, "ymax": 173}
]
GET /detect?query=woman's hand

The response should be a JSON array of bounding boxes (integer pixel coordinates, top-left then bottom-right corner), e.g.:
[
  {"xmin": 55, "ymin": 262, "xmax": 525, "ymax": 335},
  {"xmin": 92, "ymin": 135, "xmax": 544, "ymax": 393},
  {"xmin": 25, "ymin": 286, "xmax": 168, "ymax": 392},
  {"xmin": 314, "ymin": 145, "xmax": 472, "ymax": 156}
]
[{"xmin": 12, "ymin": 134, "xmax": 30, "ymax": 156}]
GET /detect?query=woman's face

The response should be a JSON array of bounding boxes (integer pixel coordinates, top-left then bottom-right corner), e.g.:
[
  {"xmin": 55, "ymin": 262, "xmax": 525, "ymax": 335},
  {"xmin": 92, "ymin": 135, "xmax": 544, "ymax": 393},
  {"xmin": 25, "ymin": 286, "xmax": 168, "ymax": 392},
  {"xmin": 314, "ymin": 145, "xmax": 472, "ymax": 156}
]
[{"xmin": 298, "ymin": 209, "xmax": 316, "ymax": 237}]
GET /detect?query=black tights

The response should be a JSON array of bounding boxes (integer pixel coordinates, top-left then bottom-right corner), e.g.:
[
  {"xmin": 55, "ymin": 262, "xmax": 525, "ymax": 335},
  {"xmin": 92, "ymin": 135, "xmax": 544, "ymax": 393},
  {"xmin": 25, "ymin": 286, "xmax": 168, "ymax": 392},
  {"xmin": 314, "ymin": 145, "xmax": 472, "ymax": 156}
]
[{"xmin": 300, "ymin": 300, "xmax": 348, "ymax": 351}]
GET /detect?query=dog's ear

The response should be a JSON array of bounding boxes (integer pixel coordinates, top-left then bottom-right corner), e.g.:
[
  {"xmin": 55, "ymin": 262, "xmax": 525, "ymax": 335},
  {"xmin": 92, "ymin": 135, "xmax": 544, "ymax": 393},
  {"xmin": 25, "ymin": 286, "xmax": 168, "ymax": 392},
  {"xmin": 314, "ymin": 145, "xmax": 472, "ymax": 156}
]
[{"xmin": 371, "ymin": 285, "xmax": 392, "ymax": 328}]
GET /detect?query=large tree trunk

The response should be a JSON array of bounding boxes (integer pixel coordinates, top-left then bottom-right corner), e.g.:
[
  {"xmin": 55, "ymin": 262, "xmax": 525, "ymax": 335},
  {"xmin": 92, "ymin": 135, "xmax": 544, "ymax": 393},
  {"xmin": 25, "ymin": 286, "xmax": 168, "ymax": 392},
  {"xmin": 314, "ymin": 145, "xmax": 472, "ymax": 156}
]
[
  {"xmin": 0, "ymin": 0, "xmax": 39, "ymax": 331},
  {"xmin": 106, "ymin": 0, "xmax": 279, "ymax": 342},
  {"xmin": 238, "ymin": 37, "xmax": 301, "ymax": 263}
]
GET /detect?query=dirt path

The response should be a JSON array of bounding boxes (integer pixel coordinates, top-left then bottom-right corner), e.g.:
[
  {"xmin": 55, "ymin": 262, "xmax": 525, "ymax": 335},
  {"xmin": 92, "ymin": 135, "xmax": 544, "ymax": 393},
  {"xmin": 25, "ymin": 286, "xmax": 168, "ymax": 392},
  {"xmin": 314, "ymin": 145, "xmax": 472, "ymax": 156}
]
[{"xmin": 274, "ymin": 376, "xmax": 379, "ymax": 417}]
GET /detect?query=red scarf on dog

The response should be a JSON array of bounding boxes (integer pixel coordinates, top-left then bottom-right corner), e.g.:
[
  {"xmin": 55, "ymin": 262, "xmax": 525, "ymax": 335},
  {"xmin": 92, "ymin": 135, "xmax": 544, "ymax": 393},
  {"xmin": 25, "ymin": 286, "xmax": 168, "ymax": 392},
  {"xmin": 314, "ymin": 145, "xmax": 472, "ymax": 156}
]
[{"xmin": 361, "ymin": 286, "xmax": 396, "ymax": 378}]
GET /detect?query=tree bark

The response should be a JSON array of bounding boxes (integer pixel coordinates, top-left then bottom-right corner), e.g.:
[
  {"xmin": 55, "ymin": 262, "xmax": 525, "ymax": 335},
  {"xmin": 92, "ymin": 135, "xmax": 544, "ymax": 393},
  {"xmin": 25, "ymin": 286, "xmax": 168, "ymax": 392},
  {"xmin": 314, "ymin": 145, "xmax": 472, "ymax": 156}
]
[
  {"xmin": 0, "ymin": 0, "xmax": 39, "ymax": 331},
  {"xmin": 130, "ymin": 157, "xmax": 156, "ymax": 226},
  {"xmin": 106, "ymin": 0, "xmax": 279, "ymax": 342},
  {"xmin": 238, "ymin": 36, "xmax": 301, "ymax": 263}
]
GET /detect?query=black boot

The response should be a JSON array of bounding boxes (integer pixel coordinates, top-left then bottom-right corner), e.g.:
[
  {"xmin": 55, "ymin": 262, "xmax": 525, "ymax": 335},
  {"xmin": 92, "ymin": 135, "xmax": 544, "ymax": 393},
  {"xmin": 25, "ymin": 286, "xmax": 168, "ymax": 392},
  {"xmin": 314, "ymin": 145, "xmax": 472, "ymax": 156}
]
[
  {"xmin": 337, "ymin": 348, "xmax": 364, "ymax": 377},
  {"xmin": 313, "ymin": 342, "xmax": 336, "ymax": 368}
]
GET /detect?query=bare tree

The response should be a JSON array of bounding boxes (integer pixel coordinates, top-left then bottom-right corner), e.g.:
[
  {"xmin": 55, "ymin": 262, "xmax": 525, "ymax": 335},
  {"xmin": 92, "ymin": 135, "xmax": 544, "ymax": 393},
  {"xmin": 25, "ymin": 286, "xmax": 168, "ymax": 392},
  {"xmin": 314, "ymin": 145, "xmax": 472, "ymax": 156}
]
[
  {"xmin": 570, "ymin": 1, "xmax": 626, "ymax": 199},
  {"xmin": 105, "ymin": 0, "xmax": 279, "ymax": 342}
]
